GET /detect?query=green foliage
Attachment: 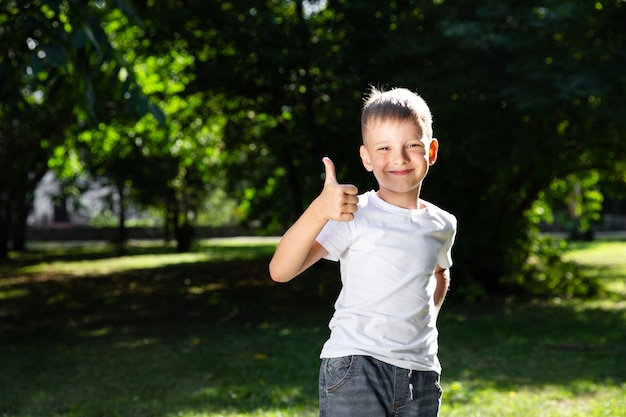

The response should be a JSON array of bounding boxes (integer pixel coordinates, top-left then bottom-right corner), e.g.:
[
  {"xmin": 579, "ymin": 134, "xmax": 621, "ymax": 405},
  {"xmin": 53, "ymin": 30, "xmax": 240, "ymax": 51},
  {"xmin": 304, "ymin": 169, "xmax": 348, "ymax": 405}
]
[
  {"xmin": 0, "ymin": 0, "xmax": 161, "ymax": 256},
  {"xmin": 425, "ymin": 0, "xmax": 625, "ymax": 296},
  {"xmin": 140, "ymin": 0, "xmax": 623, "ymax": 296},
  {"xmin": 533, "ymin": 171, "xmax": 605, "ymax": 238},
  {"xmin": 2, "ymin": 0, "xmax": 625, "ymax": 297},
  {"xmin": 518, "ymin": 233, "xmax": 601, "ymax": 299}
]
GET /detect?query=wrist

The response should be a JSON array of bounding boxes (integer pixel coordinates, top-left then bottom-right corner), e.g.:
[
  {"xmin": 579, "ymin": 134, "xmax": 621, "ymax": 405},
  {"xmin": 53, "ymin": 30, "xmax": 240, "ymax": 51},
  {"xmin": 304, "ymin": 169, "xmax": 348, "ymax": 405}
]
[{"xmin": 309, "ymin": 195, "xmax": 331, "ymax": 224}]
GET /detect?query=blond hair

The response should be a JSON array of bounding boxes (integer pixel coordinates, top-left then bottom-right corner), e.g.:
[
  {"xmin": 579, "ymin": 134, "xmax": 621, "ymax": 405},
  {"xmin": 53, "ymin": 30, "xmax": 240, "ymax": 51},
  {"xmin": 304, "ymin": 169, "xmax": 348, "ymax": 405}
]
[{"xmin": 361, "ymin": 87, "xmax": 433, "ymax": 140}]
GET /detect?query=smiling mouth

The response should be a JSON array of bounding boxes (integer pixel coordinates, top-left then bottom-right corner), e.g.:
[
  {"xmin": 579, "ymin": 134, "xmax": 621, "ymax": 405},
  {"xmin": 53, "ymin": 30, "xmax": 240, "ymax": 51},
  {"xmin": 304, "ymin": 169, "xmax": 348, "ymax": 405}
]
[{"xmin": 389, "ymin": 169, "xmax": 414, "ymax": 176}]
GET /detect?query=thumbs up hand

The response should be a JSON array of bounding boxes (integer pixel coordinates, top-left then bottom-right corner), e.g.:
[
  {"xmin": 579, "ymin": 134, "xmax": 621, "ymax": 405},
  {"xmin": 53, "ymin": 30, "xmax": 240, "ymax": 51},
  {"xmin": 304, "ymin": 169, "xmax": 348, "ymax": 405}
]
[{"xmin": 316, "ymin": 157, "xmax": 359, "ymax": 222}]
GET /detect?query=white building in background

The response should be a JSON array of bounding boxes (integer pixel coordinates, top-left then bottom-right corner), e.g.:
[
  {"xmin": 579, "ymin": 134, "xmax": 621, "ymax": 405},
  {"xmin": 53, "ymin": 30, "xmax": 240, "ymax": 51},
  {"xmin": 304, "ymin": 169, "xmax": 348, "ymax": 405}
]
[{"xmin": 28, "ymin": 171, "xmax": 113, "ymax": 226}]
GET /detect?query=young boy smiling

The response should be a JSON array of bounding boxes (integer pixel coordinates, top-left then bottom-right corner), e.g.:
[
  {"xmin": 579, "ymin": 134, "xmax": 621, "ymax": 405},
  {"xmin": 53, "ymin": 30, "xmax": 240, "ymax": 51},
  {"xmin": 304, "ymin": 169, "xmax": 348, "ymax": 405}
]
[{"xmin": 270, "ymin": 86, "xmax": 457, "ymax": 417}]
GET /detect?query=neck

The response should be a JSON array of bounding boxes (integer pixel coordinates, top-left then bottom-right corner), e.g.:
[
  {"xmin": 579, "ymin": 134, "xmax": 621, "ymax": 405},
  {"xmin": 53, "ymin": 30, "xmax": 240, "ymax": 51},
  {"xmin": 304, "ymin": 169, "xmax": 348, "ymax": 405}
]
[{"xmin": 376, "ymin": 189, "xmax": 423, "ymax": 209}]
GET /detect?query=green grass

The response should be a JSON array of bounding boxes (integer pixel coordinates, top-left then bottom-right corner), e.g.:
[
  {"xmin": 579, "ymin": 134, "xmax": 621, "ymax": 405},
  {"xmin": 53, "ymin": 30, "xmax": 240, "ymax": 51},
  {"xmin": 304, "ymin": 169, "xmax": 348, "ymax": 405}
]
[
  {"xmin": 563, "ymin": 239, "xmax": 626, "ymax": 298},
  {"xmin": 1, "ymin": 237, "xmax": 624, "ymax": 416}
]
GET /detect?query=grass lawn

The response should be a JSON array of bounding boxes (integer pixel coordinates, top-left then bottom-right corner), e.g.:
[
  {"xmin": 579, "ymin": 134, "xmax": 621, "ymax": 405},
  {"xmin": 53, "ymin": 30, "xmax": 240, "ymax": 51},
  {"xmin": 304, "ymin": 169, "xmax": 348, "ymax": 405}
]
[{"xmin": 0, "ymin": 237, "xmax": 624, "ymax": 416}]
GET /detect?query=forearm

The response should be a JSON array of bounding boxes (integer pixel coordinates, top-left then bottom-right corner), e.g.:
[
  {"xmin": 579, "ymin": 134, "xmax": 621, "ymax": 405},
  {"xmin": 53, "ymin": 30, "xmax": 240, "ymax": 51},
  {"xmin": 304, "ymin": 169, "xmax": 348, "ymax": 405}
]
[
  {"xmin": 269, "ymin": 157, "xmax": 357, "ymax": 283},
  {"xmin": 269, "ymin": 198, "xmax": 328, "ymax": 283},
  {"xmin": 433, "ymin": 267, "xmax": 450, "ymax": 313}
]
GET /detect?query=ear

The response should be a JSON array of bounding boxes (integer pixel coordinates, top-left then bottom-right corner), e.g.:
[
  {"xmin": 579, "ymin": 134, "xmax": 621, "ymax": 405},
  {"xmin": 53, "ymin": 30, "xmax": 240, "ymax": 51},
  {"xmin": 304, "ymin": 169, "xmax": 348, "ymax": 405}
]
[
  {"xmin": 359, "ymin": 145, "xmax": 373, "ymax": 172},
  {"xmin": 428, "ymin": 138, "xmax": 439, "ymax": 166}
]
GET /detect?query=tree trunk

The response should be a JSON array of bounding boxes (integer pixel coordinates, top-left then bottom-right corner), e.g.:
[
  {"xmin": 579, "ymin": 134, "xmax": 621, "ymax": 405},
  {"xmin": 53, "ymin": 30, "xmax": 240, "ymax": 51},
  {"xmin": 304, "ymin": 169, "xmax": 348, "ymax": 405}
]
[
  {"xmin": 11, "ymin": 188, "xmax": 35, "ymax": 252},
  {"xmin": 164, "ymin": 194, "xmax": 178, "ymax": 243},
  {"xmin": 11, "ymin": 200, "xmax": 27, "ymax": 251},
  {"xmin": 0, "ymin": 191, "xmax": 9, "ymax": 260},
  {"xmin": 115, "ymin": 179, "xmax": 127, "ymax": 255}
]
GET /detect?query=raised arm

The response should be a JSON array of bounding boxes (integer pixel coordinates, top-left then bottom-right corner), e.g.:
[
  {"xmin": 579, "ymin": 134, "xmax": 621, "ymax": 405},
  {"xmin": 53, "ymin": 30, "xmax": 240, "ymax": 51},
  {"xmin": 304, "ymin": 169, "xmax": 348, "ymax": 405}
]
[{"xmin": 269, "ymin": 157, "xmax": 358, "ymax": 283}]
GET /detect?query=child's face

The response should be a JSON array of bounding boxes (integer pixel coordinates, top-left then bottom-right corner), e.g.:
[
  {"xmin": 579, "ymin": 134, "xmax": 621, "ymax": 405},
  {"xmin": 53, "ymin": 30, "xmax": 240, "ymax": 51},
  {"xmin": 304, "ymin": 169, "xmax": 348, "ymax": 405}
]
[{"xmin": 360, "ymin": 118, "xmax": 438, "ymax": 208}]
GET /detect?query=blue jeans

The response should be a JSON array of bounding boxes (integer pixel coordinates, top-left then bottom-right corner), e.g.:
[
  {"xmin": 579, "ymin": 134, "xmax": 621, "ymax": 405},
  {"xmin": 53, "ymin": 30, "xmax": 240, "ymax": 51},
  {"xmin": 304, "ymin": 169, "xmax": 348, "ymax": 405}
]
[{"xmin": 319, "ymin": 355, "xmax": 442, "ymax": 417}]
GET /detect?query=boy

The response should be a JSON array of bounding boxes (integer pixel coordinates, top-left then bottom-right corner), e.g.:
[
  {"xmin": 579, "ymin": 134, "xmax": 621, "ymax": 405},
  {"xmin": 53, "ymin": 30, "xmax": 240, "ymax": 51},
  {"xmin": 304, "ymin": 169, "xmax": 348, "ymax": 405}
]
[{"xmin": 269, "ymin": 86, "xmax": 457, "ymax": 417}]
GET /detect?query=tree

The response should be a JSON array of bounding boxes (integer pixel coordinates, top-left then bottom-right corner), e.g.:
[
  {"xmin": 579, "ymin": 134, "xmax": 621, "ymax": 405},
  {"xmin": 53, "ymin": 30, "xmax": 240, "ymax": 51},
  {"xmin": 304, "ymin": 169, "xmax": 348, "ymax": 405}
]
[
  {"xmin": 420, "ymin": 0, "xmax": 626, "ymax": 296},
  {"xmin": 126, "ymin": 0, "xmax": 625, "ymax": 297},
  {"xmin": 129, "ymin": 0, "xmax": 369, "ymax": 232},
  {"xmin": 4, "ymin": 0, "xmax": 624, "ymax": 299},
  {"xmin": 0, "ymin": 0, "xmax": 161, "ymax": 259}
]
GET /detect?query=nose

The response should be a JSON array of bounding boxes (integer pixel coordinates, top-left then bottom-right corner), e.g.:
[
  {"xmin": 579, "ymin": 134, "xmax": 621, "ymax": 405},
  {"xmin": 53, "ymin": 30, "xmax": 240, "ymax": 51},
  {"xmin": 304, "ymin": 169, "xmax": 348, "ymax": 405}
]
[{"xmin": 393, "ymin": 147, "xmax": 409, "ymax": 164}]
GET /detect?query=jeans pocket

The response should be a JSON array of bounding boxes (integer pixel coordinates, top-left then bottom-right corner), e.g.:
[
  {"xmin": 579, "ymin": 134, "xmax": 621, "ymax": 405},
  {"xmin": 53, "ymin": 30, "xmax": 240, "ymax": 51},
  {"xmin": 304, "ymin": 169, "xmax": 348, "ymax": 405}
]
[
  {"xmin": 323, "ymin": 356, "xmax": 355, "ymax": 393},
  {"xmin": 433, "ymin": 373, "xmax": 443, "ymax": 398}
]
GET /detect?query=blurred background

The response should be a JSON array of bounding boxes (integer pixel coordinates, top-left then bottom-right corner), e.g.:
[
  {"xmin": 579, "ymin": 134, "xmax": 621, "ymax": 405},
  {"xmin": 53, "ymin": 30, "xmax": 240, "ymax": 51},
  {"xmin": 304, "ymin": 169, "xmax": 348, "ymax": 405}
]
[{"xmin": 2, "ymin": 0, "xmax": 625, "ymax": 299}]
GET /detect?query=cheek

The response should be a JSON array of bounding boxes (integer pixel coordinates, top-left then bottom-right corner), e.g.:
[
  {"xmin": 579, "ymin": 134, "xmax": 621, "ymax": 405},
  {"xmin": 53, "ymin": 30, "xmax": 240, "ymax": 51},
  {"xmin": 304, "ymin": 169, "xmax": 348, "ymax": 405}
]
[{"xmin": 370, "ymin": 160, "xmax": 384, "ymax": 173}]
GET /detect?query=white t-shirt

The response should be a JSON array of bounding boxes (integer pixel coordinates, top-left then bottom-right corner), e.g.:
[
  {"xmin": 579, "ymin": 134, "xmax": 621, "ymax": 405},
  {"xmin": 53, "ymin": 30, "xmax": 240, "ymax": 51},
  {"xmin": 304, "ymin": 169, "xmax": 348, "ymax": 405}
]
[{"xmin": 316, "ymin": 190, "xmax": 457, "ymax": 373}]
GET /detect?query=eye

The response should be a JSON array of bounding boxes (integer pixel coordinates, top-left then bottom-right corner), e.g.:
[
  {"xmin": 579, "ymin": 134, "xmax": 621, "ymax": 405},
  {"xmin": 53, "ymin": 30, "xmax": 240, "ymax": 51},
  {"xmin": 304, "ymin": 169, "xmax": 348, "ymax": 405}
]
[
  {"xmin": 377, "ymin": 146, "xmax": 390, "ymax": 151},
  {"xmin": 407, "ymin": 143, "xmax": 423, "ymax": 149}
]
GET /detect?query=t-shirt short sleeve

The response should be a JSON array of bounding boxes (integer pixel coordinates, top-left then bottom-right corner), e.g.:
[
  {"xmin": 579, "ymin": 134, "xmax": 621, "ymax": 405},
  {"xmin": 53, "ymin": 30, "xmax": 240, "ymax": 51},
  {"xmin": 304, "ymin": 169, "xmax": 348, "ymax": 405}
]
[
  {"xmin": 316, "ymin": 219, "xmax": 351, "ymax": 262},
  {"xmin": 437, "ymin": 214, "xmax": 457, "ymax": 269}
]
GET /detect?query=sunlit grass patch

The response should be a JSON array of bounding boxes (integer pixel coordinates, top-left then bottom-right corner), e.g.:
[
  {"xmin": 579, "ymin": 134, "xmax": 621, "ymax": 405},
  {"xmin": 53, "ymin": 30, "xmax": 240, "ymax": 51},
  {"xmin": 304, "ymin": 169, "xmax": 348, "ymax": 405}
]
[
  {"xmin": 0, "ymin": 237, "xmax": 279, "ymax": 282},
  {"xmin": 13, "ymin": 252, "xmax": 221, "ymax": 276},
  {"xmin": 564, "ymin": 239, "xmax": 626, "ymax": 298},
  {"xmin": 0, "ymin": 287, "xmax": 29, "ymax": 299},
  {"xmin": 565, "ymin": 239, "xmax": 626, "ymax": 265},
  {"xmin": 441, "ymin": 381, "xmax": 626, "ymax": 417}
]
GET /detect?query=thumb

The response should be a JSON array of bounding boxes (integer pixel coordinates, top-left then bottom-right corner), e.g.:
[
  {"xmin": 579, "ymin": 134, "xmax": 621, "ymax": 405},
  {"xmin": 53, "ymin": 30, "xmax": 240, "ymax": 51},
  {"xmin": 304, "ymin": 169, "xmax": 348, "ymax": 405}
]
[{"xmin": 322, "ymin": 157, "xmax": 338, "ymax": 185}]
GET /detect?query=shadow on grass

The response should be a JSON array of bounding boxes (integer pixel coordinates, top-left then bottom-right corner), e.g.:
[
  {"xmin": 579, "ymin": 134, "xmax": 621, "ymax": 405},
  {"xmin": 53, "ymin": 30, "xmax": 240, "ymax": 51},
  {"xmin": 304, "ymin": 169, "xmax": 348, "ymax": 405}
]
[
  {"xmin": 0, "ymin": 243, "xmax": 338, "ymax": 416},
  {"xmin": 0, "ymin": 253, "xmax": 339, "ymax": 340},
  {"xmin": 0, "ymin": 241, "xmax": 625, "ymax": 416}
]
